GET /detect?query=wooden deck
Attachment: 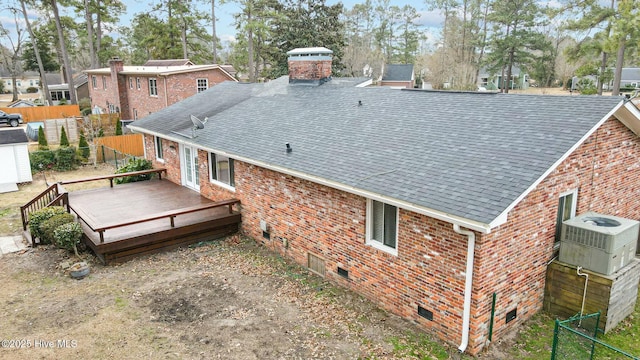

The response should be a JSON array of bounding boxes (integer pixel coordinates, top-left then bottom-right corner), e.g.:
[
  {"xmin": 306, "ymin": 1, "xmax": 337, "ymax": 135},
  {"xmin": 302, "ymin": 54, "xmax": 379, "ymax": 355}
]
[{"xmin": 66, "ymin": 178, "xmax": 240, "ymax": 264}]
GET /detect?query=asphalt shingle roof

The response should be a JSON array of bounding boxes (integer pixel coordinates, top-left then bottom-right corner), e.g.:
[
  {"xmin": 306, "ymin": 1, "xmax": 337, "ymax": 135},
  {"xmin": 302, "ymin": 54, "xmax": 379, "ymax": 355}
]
[
  {"xmin": 0, "ymin": 129, "xmax": 28, "ymax": 145},
  {"xmin": 382, "ymin": 64, "xmax": 414, "ymax": 81},
  {"xmin": 131, "ymin": 77, "xmax": 625, "ymax": 226}
]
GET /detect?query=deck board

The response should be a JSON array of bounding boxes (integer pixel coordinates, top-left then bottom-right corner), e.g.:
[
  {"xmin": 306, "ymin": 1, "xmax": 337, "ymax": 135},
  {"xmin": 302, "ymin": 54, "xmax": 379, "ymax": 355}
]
[{"xmin": 67, "ymin": 179, "xmax": 240, "ymax": 263}]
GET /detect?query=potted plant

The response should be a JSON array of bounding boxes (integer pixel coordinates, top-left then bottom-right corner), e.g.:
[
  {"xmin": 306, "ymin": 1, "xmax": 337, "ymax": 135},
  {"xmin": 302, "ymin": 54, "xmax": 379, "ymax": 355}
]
[{"xmin": 53, "ymin": 222, "xmax": 89, "ymax": 279}]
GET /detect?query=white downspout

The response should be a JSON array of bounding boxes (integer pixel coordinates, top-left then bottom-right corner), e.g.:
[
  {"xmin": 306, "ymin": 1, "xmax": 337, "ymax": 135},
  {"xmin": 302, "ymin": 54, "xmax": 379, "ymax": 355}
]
[{"xmin": 454, "ymin": 224, "xmax": 475, "ymax": 353}]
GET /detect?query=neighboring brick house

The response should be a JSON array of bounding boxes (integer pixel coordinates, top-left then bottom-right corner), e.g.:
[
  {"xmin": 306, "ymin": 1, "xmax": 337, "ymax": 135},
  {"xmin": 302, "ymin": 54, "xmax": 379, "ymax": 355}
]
[
  {"xmin": 128, "ymin": 47, "xmax": 640, "ymax": 355},
  {"xmin": 84, "ymin": 57, "xmax": 237, "ymax": 120},
  {"xmin": 379, "ymin": 63, "xmax": 415, "ymax": 88}
]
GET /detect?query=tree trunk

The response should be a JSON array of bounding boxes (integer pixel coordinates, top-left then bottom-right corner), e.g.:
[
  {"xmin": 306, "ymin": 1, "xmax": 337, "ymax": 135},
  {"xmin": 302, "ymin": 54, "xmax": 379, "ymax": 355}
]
[
  {"xmin": 20, "ymin": 0, "xmax": 52, "ymax": 105},
  {"xmin": 212, "ymin": 0, "xmax": 217, "ymax": 63},
  {"xmin": 611, "ymin": 38, "xmax": 626, "ymax": 96},
  {"xmin": 247, "ymin": 7, "xmax": 255, "ymax": 82},
  {"xmin": 84, "ymin": 0, "xmax": 97, "ymax": 68},
  {"xmin": 182, "ymin": 21, "xmax": 188, "ymax": 59},
  {"xmin": 96, "ymin": 0, "xmax": 102, "ymax": 60},
  {"xmin": 51, "ymin": 0, "xmax": 77, "ymax": 104}
]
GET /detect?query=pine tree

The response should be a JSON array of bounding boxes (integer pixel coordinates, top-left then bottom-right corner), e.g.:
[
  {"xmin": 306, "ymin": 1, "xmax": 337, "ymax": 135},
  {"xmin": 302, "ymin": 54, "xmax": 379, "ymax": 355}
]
[
  {"xmin": 59, "ymin": 126, "xmax": 69, "ymax": 146},
  {"xmin": 78, "ymin": 130, "xmax": 90, "ymax": 159},
  {"xmin": 115, "ymin": 119, "xmax": 123, "ymax": 135},
  {"xmin": 38, "ymin": 126, "xmax": 48, "ymax": 150}
]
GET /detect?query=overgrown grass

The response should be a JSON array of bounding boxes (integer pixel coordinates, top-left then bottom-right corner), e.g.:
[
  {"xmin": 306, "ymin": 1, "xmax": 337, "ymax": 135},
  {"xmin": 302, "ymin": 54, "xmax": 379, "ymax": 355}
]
[
  {"xmin": 509, "ymin": 291, "xmax": 640, "ymax": 359},
  {"xmin": 387, "ymin": 332, "xmax": 450, "ymax": 360}
]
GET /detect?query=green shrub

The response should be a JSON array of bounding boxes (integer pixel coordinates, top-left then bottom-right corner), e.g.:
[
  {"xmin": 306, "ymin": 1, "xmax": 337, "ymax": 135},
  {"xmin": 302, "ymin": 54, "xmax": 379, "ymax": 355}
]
[
  {"xmin": 26, "ymin": 86, "xmax": 38, "ymax": 93},
  {"xmin": 78, "ymin": 131, "xmax": 90, "ymax": 160},
  {"xmin": 38, "ymin": 126, "xmax": 48, "ymax": 150},
  {"xmin": 54, "ymin": 222, "xmax": 83, "ymax": 256},
  {"xmin": 40, "ymin": 213, "xmax": 75, "ymax": 245},
  {"xmin": 97, "ymin": 128, "xmax": 104, "ymax": 137},
  {"xmin": 54, "ymin": 146, "xmax": 77, "ymax": 171},
  {"xmin": 78, "ymin": 97, "xmax": 91, "ymax": 113},
  {"xmin": 59, "ymin": 126, "xmax": 69, "ymax": 146},
  {"xmin": 29, "ymin": 150, "xmax": 55, "ymax": 173},
  {"xmin": 58, "ymin": 98, "xmax": 67, "ymax": 105},
  {"xmin": 28, "ymin": 206, "xmax": 66, "ymax": 243},
  {"xmin": 115, "ymin": 158, "xmax": 154, "ymax": 184}
]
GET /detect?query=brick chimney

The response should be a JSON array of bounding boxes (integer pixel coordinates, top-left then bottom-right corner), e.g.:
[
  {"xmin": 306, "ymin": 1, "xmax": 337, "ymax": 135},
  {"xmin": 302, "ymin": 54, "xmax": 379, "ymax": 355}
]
[
  {"xmin": 109, "ymin": 56, "xmax": 123, "ymax": 74},
  {"xmin": 108, "ymin": 56, "xmax": 131, "ymax": 120},
  {"xmin": 287, "ymin": 47, "xmax": 333, "ymax": 85}
]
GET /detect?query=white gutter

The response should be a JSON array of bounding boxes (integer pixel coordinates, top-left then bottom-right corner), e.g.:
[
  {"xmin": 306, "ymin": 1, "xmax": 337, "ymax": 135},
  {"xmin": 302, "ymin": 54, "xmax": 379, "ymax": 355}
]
[
  {"xmin": 128, "ymin": 126, "xmax": 493, "ymax": 234},
  {"xmin": 453, "ymin": 224, "xmax": 475, "ymax": 353},
  {"xmin": 163, "ymin": 77, "xmax": 168, "ymax": 107}
]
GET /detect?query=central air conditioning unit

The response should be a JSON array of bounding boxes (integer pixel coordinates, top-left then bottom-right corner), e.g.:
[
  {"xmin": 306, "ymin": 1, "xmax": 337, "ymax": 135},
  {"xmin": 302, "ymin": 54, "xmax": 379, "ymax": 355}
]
[{"xmin": 559, "ymin": 212, "xmax": 639, "ymax": 275}]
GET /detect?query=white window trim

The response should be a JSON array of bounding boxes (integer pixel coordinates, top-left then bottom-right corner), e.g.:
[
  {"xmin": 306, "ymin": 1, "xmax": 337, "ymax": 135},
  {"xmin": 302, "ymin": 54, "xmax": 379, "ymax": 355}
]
[
  {"xmin": 197, "ymin": 78, "xmax": 208, "ymax": 93},
  {"xmin": 554, "ymin": 189, "xmax": 578, "ymax": 250},
  {"xmin": 208, "ymin": 152, "xmax": 236, "ymax": 192},
  {"xmin": 154, "ymin": 136, "xmax": 164, "ymax": 163},
  {"xmin": 149, "ymin": 78, "xmax": 158, "ymax": 96},
  {"xmin": 136, "ymin": 77, "xmax": 141, "ymax": 90},
  {"xmin": 129, "ymin": 77, "xmax": 133, "ymax": 89},
  {"xmin": 365, "ymin": 199, "xmax": 399, "ymax": 256}
]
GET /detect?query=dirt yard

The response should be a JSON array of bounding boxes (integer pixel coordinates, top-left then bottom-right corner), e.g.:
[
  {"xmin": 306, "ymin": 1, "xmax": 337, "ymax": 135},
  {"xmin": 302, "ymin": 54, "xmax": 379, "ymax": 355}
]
[{"xmin": 0, "ymin": 166, "xmax": 530, "ymax": 359}]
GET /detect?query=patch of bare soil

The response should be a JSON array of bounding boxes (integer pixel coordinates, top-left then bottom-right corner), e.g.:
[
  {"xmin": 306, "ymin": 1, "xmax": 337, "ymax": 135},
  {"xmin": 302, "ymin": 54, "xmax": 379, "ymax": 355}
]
[{"xmin": 0, "ymin": 235, "xmax": 480, "ymax": 359}]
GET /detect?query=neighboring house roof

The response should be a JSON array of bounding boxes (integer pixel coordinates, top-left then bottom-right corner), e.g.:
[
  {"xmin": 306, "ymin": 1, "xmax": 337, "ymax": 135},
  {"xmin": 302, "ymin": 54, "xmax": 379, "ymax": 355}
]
[
  {"xmin": 7, "ymin": 100, "xmax": 37, "ymax": 108},
  {"xmin": 45, "ymin": 73, "xmax": 63, "ymax": 85},
  {"xmin": 381, "ymin": 64, "xmax": 414, "ymax": 81},
  {"xmin": 0, "ymin": 129, "xmax": 29, "ymax": 145},
  {"xmin": 478, "ymin": 65, "xmax": 525, "ymax": 78},
  {"xmin": 85, "ymin": 64, "xmax": 236, "ymax": 80},
  {"xmin": 621, "ymin": 68, "xmax": 640, "ymax": 81},
  {"xmin": 129, "ymin": 77, "xmax": 636, "ymax": 232},
  {"xmin": 143, "ymin": 59, "xmax": 195, "ymax": 66}
]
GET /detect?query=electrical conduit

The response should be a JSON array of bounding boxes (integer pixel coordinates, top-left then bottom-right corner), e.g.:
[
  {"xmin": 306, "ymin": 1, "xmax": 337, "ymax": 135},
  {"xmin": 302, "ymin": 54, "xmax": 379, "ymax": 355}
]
[{"xmin": 453, "ymin": 224, "xmax": 476, "ymax": 353}]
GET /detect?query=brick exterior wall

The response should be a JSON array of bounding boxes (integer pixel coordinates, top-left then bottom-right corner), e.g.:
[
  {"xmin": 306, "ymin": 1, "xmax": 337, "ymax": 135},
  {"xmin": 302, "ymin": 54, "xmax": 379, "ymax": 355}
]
[
  {"xmin": 89, "ymin": 67, "xmax": 233, "ymax": 120},
  {"xmin": 288, "ymin": 60, "xmax": 332, "ymax": 81},
  {"xmin": 380, "ymin": 80, "xmax": 415, "ymax": 88},
  {"xmin": 141, "ymin": 116, "xmax": 640, "ymax": 355}
]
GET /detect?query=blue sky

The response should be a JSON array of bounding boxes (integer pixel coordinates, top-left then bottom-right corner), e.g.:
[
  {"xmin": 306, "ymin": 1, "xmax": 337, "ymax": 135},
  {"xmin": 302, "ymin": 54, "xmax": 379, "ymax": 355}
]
[
  {"xmin": 0, "ymin": 0, "xmax": 443, "ymax": 45},
  {"xmin": 120, "ymin": 0, "xmax": 444, "ymax": 43}
]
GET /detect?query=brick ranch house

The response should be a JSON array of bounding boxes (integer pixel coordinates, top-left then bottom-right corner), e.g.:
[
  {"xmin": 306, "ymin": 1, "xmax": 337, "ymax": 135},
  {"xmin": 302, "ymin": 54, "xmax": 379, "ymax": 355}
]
[
  {"xmin": 128, "ymin": 47, "xmax": 640, "ymax": 355},
  {"xmin": 84, "ymin": 58, "xmax": 237, "ymax": 120}
]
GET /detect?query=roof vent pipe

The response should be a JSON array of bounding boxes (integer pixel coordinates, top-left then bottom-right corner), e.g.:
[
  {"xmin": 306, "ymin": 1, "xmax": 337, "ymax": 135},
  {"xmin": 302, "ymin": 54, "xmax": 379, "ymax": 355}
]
[{"xmin": 286, "ymin": 143, "xmax": 292, "ymax": 153}]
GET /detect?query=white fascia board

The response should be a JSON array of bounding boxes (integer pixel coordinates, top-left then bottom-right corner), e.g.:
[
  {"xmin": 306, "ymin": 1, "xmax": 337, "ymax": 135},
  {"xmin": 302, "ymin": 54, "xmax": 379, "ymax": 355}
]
[
  {"xmin": 128, "ymin": 126, "xmax": 493, "ymax": 234},
  {"xmin": 488, "ymin": 100, "xmax": 625, "ymax": 229}
]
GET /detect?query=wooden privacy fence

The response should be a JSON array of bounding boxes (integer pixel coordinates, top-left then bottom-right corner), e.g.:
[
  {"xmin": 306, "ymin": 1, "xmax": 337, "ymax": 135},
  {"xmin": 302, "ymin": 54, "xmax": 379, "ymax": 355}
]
[
  {"xmin": 0, "ymin": 105, "xmax": 80, "ymax": 122},
  {"xmin": 94, "ymin": 134, "xmax": 144, "ymax": 163}
]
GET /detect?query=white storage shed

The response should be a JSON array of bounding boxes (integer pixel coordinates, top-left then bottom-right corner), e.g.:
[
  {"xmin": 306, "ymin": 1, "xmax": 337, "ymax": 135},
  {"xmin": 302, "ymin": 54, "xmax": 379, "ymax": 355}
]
[{"xmin": 0, "ymin": 129, "xmax": 32, "ymax": 193}]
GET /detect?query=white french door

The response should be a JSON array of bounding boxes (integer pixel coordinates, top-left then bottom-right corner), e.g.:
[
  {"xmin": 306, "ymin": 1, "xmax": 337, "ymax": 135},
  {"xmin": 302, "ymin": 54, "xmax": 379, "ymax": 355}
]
[{"xmin": 181, "ymin": 144, "xmax": 200, "ymax": 191}]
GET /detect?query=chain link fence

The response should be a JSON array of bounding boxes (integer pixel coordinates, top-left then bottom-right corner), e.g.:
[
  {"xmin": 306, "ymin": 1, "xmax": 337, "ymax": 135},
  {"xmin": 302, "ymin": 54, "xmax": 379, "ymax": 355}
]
[{"xmin": 551, "ymin": 313, "xmax": 639, "ymax": 360}]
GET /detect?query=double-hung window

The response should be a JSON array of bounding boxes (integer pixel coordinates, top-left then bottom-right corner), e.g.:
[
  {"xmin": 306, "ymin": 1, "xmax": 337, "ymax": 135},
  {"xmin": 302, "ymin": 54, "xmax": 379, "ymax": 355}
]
[
  {"xmin": 366, "ymin": 199, "xmax": 398, "ymax": 255},
  {"xmin": 102, "ymin": 76, "xmax": 107, "ymax": 89},
  {"xmin": 209, "ymin": 153, "xmax": 234, "ymax": 189},
  {"xmin": 149, "ymin": 78, "xmax": 158, "ymax": 96},
  {"xmin": 555, "ymin": 190, "xmax": 577, "ymax": 250},
  {"xmin": 154, "ymin": 136, "xmax": 163, "ymax": 161},
  {"xmin": 197, "ymin": 78, "xmax": 208, "ymax": 93},
  {"xmin": 91, "ymin": 76, "xmax": 97, "ymax": 88},
  {"xmin": 136, "ymin": 77, "xmax": 141, "ymax": 90}
]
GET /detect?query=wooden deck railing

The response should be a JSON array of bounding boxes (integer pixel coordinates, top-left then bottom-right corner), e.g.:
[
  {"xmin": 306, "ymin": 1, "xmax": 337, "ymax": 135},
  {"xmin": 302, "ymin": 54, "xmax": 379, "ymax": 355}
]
[
  {"xmin": 20, "ymin": 168, "xmax": 167, "ymax": 245},
  {"xmin": 20, "ymin": 183, "xmax": 63, "ymax": 231},
  {"xmin": 71, "ymin": 198, "xmax": 240, "ymax": 243},
  {"xmin": 59, "ymin": 168, "xmax": 167, "ymax": 188}
]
